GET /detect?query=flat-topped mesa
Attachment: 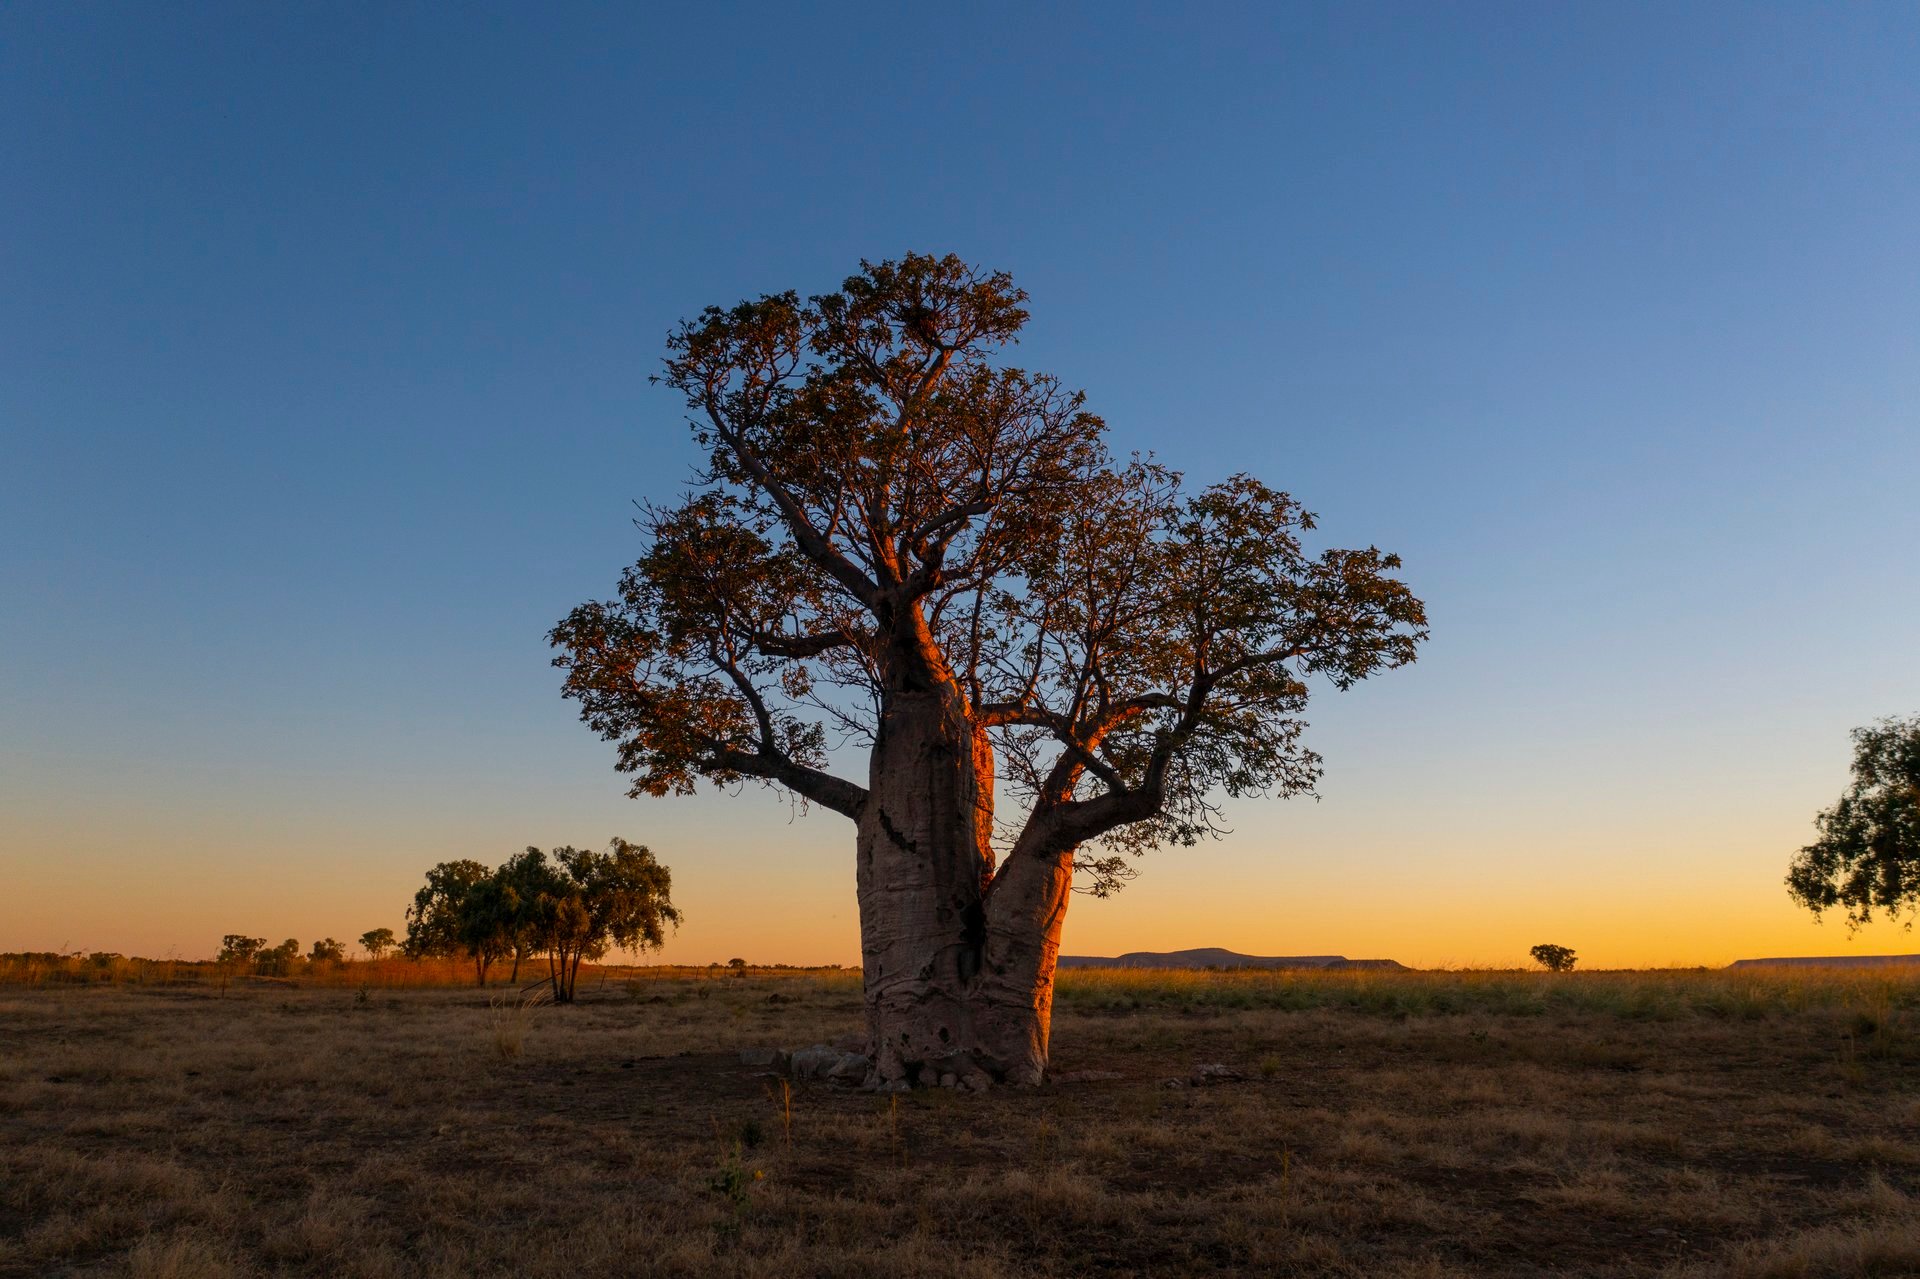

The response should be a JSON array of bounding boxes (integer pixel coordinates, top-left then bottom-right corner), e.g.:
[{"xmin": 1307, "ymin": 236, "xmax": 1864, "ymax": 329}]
[
  {"xmin": 1057, "ymin": 948, "xmax": 1407, "ymax": 971},
  {"xmin": 1728, "ymin": 955, "xmax": 1920, "ymax": 969}
]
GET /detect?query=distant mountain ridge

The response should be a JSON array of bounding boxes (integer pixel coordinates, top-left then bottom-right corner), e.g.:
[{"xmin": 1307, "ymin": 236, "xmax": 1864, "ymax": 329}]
[
  {"xmin": 1727, "ymin": 954, "xmax": 1920, "ymax": 969},
  {"xmin": 1057, "ymin": 948, "xmax": 1406, "ymax": 971}
]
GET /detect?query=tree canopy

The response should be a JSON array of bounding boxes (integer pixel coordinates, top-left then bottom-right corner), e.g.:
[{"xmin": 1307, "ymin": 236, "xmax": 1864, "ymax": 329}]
[
  {"xmin": 1788, "ymin": 716, "xmax": 1920, "ymax": 926},
  {"xmin": 552, "ymin": 252, "xmax": 1427, "ymax": 888},
  {"xmin": 551, "ymin": 252, "xmax": 1425, "ymax": 1084}
]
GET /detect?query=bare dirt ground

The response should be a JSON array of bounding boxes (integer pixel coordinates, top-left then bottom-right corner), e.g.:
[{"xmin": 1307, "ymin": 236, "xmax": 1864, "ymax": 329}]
[{"xmin": 4, "ymin": 967, "xmax": 1920, "ymax": 1277}]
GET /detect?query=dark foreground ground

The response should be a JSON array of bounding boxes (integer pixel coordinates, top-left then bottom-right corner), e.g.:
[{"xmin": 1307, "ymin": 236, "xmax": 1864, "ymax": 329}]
[{"xmin": 4, "ymin": 967, "xmax": 1920, "ymax": 1277}]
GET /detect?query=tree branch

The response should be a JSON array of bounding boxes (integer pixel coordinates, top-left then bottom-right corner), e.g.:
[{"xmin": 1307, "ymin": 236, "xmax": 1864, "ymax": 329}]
[
  {"xmin": 749, "ymin": 629, "xmax": 860, "ymax": 659},
  {"xmin": 713, "ymin": 747, "xmax": 868, "ymax": 820},
  {"xmin": 703, "ymin": 396, "xmax": 884, "ymax": 609}
]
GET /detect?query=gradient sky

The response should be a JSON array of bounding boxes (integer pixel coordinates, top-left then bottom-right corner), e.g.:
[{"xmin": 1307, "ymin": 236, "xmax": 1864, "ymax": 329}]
[{"xmin": 5, "ymin": 3, "xmax": 1918, "ymax": 968}]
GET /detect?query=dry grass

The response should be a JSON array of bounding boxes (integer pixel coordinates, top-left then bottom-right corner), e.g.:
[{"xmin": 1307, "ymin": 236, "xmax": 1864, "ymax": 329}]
[
  {"xmin": 0, "ymin": 952, "xmax": 786, "ymax": 991},
  {"xmin": 4, "ymin": 966, "xmax": 1920, "ymax": 1276}
]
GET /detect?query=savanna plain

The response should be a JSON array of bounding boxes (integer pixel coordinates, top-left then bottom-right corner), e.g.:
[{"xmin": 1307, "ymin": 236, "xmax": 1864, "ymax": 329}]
[{"xmin": 6, "ymin": 962, "xmax": 1920, "ymax": 1278}]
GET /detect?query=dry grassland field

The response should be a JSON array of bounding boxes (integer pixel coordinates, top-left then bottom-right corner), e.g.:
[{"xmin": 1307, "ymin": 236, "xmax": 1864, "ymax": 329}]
[{"xmin": 6, "ymin": 964, "xmax": 1920, "ymax": 1278}]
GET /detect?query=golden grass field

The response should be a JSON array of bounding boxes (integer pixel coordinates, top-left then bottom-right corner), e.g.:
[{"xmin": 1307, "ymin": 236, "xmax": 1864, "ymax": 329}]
[{"xmin": 5, "ymin": 962, "xmax": 1920, "ymax": 1277}]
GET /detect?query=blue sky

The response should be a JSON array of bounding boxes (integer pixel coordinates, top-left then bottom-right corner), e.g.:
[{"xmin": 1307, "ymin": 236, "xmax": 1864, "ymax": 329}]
[{"xmin": 4, "ymin": 3, "xmax": 1917, "ymax": 964}]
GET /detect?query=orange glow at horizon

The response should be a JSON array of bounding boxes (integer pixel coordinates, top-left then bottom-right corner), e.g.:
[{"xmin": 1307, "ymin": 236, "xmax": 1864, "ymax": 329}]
[{"xmin": 4, "ymin": 764, "xmax": 1907, "ymax": 971}]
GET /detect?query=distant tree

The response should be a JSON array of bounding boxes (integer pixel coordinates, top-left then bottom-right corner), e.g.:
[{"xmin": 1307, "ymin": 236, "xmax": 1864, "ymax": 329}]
[
  {"xmin": 527, "ymin": 839, "xmax": 681, "ymax": 1003},
  {"xmin": 404, "ymin": 859, "xmax": 493, "ymax": 980},
  {"xmin": 1530, "ymin": 944, "xmax": 1577, "ymax": 973},
  {"xmin": 1788, "ymin": 716, "xmax": 1920, "ymax": 927},
  {"xmin": 537, "ymin": 893, "xmax": 595, "ymax": 1003},
  {"xmin": 309, "ymin": 938, "xmax": 346, "ymax": 964},
  {"xmin": 494, "ymin": 847, "xmax": 559, "ymax": 982},
  {"xmin": 218, "ymin": 935, "xmax": 266, "ymax": 965},
  {"xmin": 257, "ymin": 938, "xmax": 303, "ymax": 976},
  {"xmin": 451, "ymin": 873, "xmax": 521, "ymax": 988},
  {"xmin": 358, "ymin": 928, "xmax": 396, "ymax": 960},
  {"xmin": 728, "ymin": 957, "xmax": 747, "ymax": 972}
]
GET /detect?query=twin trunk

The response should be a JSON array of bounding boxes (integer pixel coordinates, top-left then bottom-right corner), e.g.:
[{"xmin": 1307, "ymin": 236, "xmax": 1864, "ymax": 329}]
[{"xmin": 856, "ymin": 684, "xmax": 1075, "ymax": 1087}]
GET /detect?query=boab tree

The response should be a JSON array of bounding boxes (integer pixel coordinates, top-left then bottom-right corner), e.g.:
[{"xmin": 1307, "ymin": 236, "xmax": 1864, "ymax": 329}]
[{"xmin": 552, "ymin": 253, "xmax": 1428, "ymax": 1086}]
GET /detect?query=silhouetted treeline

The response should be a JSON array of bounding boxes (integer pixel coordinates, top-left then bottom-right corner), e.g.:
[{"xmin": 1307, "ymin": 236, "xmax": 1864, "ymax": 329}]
[{"xmin": 0, "ymin": 951, "xmax": 733, "ymax": 990}]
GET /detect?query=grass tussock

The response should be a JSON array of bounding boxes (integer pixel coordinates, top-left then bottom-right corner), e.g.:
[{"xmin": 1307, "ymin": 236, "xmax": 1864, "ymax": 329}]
[
  {"xmin": 4, "ymin": 966, "xmax": 1920, "ymax": 1276},
  {"xmin": 487, "ymin": 985, "xmax": 551, "ymax": 1058}
]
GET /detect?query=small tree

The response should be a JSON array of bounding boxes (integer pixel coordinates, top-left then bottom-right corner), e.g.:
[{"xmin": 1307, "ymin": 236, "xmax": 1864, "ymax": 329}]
[
  {"xmin": 494, "ymin": 847, "xmax": 556, "ymax": 982},
  {"xmin": 1530, "ymin": 944, "xmax": 1577, "ymax": 973},
  {"xmin": 358, "ymin": 928, "xmax": 396, "ymax": 960},
  {"xmin": 217, "ymin": 935, "xmax": 266, "ymax": 965},
  {"xmin": 451, "ymin": 874, "xmax": 519, "ymax": 988},
  {"xmin": 1788, "ymin": 716, "xmax": 1920, "ymax": 926},
  {"xmin": 257, "ymin": 938, "xmax": 303, "ymax": 976},
  {"xmin": 309, "ymin": 938, "xmax": 346, "ymax": 964},
  {"xmin": 404, "ymin": 859, "xmax": 494, "ymax": 983},
  {"xmin": 528, "ymin": 839, "xmax": 681, "ymax": 1003}
]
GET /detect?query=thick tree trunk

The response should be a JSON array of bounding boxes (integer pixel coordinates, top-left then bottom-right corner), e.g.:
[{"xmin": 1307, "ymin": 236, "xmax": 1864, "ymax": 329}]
[
  {"xmin": 856, "ymin": 679, "xmax": 1078, "ymax": 1085},
  {"xmin": 975, "ymin": 831, "xmax": 1076, "ymax": 1085},
  {"xmin": 851, "ymin": 597, "xmax": 1097, "ymax": 1088},
  {"xmin": 858, "ymin": 684, "xmax": 994, "ymax": 1085}
]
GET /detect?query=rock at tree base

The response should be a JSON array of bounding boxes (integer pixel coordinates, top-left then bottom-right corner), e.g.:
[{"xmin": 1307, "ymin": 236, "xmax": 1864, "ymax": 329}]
[
  {"xmin": 738, "ymin": 1047, "xmax": 789, "ymax": 1070},
  {"xmin": 788, "ymin": 1045, "xmax": 843, "ymax": 1079},
  {"xmin": 827, "ymin": 1052, "xmax": 870, "ymax": 1083}
]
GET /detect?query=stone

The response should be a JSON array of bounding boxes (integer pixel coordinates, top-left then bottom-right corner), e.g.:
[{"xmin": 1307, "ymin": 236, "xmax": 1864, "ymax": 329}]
[
  {"xmin": 831, "ymin": 1033, "xmax": 867, "ymax": 1053},
  {"xmin": 738, "ymin": 1047, "xmax": 789, "ymax": 1070},
  {"xmin": 938, "ymin": 1072, "xmax": 958, "ymax": 1089},
  {"xmin": 827, "ymin": 1052, "xmax": 870, "ymax": 1083},
  {"xmin": 788, "ymin": 1045, "xmax": 842, "ymax": 1080},
  {"xmin": 1189, "ymin": 1063, "xmax": 1245, "ymax": 1086}
]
